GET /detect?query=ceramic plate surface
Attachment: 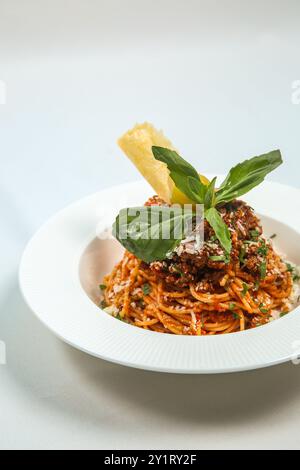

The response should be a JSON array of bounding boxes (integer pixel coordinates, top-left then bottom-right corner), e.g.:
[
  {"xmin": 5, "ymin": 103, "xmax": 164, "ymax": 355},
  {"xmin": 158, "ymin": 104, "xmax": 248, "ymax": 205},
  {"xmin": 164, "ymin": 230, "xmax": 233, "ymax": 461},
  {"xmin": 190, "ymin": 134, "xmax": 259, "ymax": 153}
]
[{"xmin": 19, "ymin": 178, "xmax": 300, "ymax": 373}]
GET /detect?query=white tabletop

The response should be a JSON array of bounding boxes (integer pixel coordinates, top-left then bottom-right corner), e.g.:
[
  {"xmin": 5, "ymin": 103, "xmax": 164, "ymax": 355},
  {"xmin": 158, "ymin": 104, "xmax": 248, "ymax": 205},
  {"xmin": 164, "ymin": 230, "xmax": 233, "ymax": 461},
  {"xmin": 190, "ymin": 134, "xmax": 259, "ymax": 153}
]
[{"xmin": 1, "ymin": 0, "xmax": 300, "ymax": 450}]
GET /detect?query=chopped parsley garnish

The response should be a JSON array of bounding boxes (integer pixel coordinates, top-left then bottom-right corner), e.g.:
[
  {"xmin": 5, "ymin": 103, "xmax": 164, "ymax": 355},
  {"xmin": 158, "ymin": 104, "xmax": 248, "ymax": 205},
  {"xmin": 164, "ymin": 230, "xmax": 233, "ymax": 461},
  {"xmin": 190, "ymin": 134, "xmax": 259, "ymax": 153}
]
[
  {"xmin": 136, "ymin": 299, "xmax": 146, "ymax": 308},
  {"xmin": 229, "ymin": 304, "xmax": 240, "ymax": 318},
  {"xmin": 142, "ymin": 283, "xmax": 152, "ymax": 296},
  {"xmin": 239, "ymin": 245, "xmax": 246, "ymax": 265},
  {"xmin": 250, "ymin": 229, "xmax": 260, "ymax": 240},
  {"xmin": 241, "ymin": 282, "xmax": 250, "ymax": 297},
  {"xmin": 260, "ymin": 260, "xmax": 267, "ymax": 279},
  {"xmin": 285, "ymin": 263, "xmax": 300, "ymax": 282},
  {"xmin": 257, "ymin": 240, "xmax": 268, "ymax": 257},
  {"xmin": 286, "ymin": 262, "xmax": 294, "ymax": 273},
  {"xmin": 99, "ymin": 284, "xmax": 106, "ymax": 290},
  {"xmin": 209, "ymin": 255, "xmax": 226, "ymax": 262},
  {"xmin": 172, "ymin": 265, "xmax": 184, "ymax": 277},
  {"xmin": 209, "ymin": 254, "xmax": 230, "ymax": 264},
  {"xmin": 270, "ymin": 233, "xmax": 277, "ymax": 239},
  {"xmin": 259, "ymin": 303, "xmax": 269, "ymax": 314},
  {"xmin": 280, "ymin": 312, "xmax": 288, "ymax": 317},
  {"xmin": 99, "ymin": 299, "xmax": 108, "ymax": 309},
  {"xmin": 116, "ymin": 313, "xmax": 125, "ymax": 321},
  {"xmin": 253, "ymin": 280, "xmax": 260, "ymax": 291}
]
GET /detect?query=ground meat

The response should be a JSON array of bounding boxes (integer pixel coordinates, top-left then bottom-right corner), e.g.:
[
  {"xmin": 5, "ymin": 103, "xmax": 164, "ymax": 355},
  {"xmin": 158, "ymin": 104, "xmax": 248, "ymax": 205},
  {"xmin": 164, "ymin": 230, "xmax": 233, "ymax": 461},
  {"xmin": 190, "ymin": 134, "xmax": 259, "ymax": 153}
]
[
  {"xmin": 144, "ymin": 195, "xmax": 168, "ymax": 207},
  {"xmin": 143, "ymin": 196, "xmax": 275, "ymax": 287}
]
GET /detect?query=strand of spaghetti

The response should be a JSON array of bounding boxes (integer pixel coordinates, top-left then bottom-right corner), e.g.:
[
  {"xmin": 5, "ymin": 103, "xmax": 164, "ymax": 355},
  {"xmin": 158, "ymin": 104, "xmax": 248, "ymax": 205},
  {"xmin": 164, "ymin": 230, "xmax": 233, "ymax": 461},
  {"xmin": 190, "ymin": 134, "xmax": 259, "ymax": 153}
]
[
  {"xmin": 196, "ymin": 318, "xmax": 202, "ymax": 336},
  {"xmin": 169, "ymin": 312, "xmax": 194, "ymax": 326},
  {"xmin": 189, "ymin": 285, "xmax": 230, "ymax": 303},
  {"xmin": 120, "ymin": 260, "xmax": 141, "ymax": 318},
  {"xmin": 179, "ymin": 298, "xmax": 235, "ymax": 312},
  {"xmin": 158, "ymin": 303, "xmax": 197, "ymax": 315},
  {"xmin": 204, "ymin": 320, "xmax": 238, "ymax": 332},
  {"xmin": 235, "ymin": 270, "xmax": 255, "ymax": 283},
  {"xmin": 138, "ymin": 268, "xmax": 157, "ymax": 282},
  {"xmin": 236, "ymin": 309, "xmax": 245, "ymax": 331},
  {"xmin": 223, "ymin": 319, "xmax": 240, "ymax": 333},
  {"xmin": 134, "ymin": 318, "xmax": 159, "ymax": 326},
  {"xmin": 162, "ymin": 290, "xmax": 190, "ymax": 298},
  {"xmin": 221, "ymin": 300, "xmax": 251, "ymax": 311},
  {"xmin": 121, "ymin": 254, "xmax": 130, "ymax": 279},
  {"xmin": 104, "ymin": 262, "xmax": 120, "ymax": 295},
  {"xmin": 220, "ymin": 273, "xmax": 230, "ymax": 286},
  {"xmin": 190, "ymin": 311, "xmax": 198, "ymax": 335},
  {"xmin": 228, "ymin": 282, "xmax": 253, "ymax": 313},
  {"xmin": 154, "ymin": 307, "xmax": 185, "ymax": 334},
  {"xmin": 233, "ymin": 278, "xmax": 259, "ymax": 310}
]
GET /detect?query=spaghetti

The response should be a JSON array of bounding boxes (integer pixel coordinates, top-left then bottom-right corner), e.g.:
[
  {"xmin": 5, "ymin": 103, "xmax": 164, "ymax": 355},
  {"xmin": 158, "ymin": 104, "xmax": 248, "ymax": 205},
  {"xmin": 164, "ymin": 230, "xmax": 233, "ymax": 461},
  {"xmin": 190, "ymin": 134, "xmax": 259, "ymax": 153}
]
[
  {"xmin": 101, "ymin": 196, "xmax": 299, "ymax": 335},
  {"xmin": 102, "ymin": 249, "xmax": 293, "ymax": 336}
]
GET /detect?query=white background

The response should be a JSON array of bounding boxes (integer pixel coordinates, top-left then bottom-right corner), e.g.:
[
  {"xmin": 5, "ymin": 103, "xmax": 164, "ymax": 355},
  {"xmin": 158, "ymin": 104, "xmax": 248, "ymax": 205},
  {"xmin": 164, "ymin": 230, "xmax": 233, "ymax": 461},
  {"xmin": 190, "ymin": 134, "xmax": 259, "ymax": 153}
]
[{"xmin": 1, "ymin": 0, "xmax": 300, "ymax": 449}]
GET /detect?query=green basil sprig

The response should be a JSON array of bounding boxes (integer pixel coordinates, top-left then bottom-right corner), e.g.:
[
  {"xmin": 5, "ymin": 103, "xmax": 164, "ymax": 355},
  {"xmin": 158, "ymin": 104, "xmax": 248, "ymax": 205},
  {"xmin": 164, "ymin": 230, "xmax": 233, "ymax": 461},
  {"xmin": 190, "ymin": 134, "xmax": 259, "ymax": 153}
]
[
  {"xmin": 113, "ymin": 206, "xmax": 194, "ymax": 263},
  {"xmin": 113, "ymin": 147, "xmax": 282, "ymax": 263},
  {"xmin": 215, "ymin": 150, "xmax": 282, "ymax": 205},
  {"xmin": 205, "ymin": 207, "xmax": 232, "ymax": 254},
  {"xmin": 152, "ymin": 146, "xmax": 207, "ymax": 203}
]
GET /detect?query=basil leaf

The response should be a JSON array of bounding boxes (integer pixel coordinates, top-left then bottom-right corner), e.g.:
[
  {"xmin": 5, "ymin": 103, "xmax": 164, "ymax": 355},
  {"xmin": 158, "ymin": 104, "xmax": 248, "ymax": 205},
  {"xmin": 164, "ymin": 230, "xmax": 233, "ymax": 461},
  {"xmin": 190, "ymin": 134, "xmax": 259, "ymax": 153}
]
[
  {"xmin": 185, "ymin": 176, "xmax": 206, "ymax": 203},
  {"xmin": 215, "ymin": 150, "xmax": 282, "ymax": 205},
  {"xmin": 204, "ymin": 176, "xmax": 217, "ymax": 209},
  {"xmin": 152, "ymin": 146, "xmax": 207, "ymax": 203},
  {"xmin": 205, "ymin": 207, "xmax": 232, "ymax": 254},
  {"xmin": 113, "ymin": 206, "xmax": 194, "ymax": 263}
]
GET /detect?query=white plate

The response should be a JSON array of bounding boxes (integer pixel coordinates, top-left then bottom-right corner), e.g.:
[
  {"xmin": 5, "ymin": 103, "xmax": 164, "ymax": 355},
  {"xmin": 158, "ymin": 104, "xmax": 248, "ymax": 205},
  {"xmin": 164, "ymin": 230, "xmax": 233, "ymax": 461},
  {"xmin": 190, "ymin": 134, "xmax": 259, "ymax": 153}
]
[{"xmin": 19, "ymin": 179, "xmax": 300, "ymax": 374}]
